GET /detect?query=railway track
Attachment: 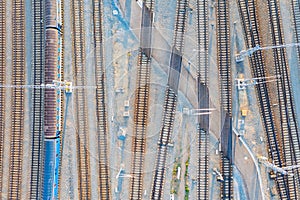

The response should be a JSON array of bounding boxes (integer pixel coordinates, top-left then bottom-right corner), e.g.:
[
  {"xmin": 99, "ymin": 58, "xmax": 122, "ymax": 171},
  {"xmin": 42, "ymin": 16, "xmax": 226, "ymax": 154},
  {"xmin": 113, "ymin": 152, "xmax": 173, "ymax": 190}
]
[
  {"xmin": 129, "ymin": 1, "xmax": 154, "ymax": 199},
  {"xmin": 92, "ymin": 0, "xmax": 111, "ymax": 199},
  {"xmin": 195, "ymin": 0, "xmax": 208, "ymax": 85},
  {"xmin": 151, "ymin": 88, "xmax": 177, "ymax": 200},
  {"xmin": 130, "ymin": 53, "xmax": 151, "ymax": 199},
  {"xmin": 0, "ymin": 0, "xmax": 6, "ymax": 194},
  {"xmin": 220, "ymin": 152, "xmax": 233, "ymax": 199},
  {"xmin": 197, "ymin": 128, "xmax": 209, "ymax": 199},
  {"xmin": 237, "ymin": 0, "xmax": 292, "ymax": 198},
  {"xmin": 173, "ymin": 0, "xmax": 188, "ymax": 52},
  {"xmin": 29, "ymin": 0, "xmax": 45, "ymax": 199},
  {"xmin": 71, "ymin": 0, "xmax": 91, "ymax": 198},
  {"xmin": 217, "ymin": 0, "xmax": 231, "ymax": 113},
  {"xmin": 58, "ymin": 0, "xmax": 64, "ymax": 196},
  {"xmin": 150, "ymin": 0, "xmax": 188, "ymax": 199},
  {"xmin": 8, "ymin": 0, "xmax": 25, "ymax": 199},
  {"xmin": 216, "ymin": 1, "xmax": 233, "ymax": 199},
  {"xmin": 195, "ymin": 0, "xmax": 209, "ymax": 199},
  {"xmin": 267, "ymin": 0, "xmax": 300, "ymax": 198}
]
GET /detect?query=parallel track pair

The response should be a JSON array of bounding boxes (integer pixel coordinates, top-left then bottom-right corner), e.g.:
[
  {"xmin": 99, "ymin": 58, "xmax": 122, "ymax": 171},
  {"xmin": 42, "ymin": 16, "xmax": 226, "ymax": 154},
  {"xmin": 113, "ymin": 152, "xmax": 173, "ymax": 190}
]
[
  {"xmin": 237, "ymin": 0, "xmax": 300, "ymax": 198},
  {"xmin": 267, "ymin": 0, "xmax": 300, "ymax": 198},
  {"xmin": 72, "ymin": 0, "xmax": 111, "ymax": 198},
  {"xmin": 237, "ymin": 0, "xmax": 288, "ymax": 197}
]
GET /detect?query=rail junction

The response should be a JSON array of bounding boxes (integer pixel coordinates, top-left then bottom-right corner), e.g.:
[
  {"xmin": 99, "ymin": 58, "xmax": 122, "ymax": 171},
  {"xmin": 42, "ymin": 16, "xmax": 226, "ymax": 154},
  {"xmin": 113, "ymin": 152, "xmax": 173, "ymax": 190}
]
[
  {"xmin": 71, "ymin": 0, "xmax": 92, "ymax": 198},
  {"xmin": 0, "ymin": 0, "xmax": 299, "ymax": 199}
]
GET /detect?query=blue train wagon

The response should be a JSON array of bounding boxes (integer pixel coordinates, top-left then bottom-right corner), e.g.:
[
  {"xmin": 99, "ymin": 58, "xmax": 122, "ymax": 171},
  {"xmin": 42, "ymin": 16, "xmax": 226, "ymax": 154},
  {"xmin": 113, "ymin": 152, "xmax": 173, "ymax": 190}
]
[{"xmin": 43, "ymin": 138, "xmax": 61, "ymax": 199}]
